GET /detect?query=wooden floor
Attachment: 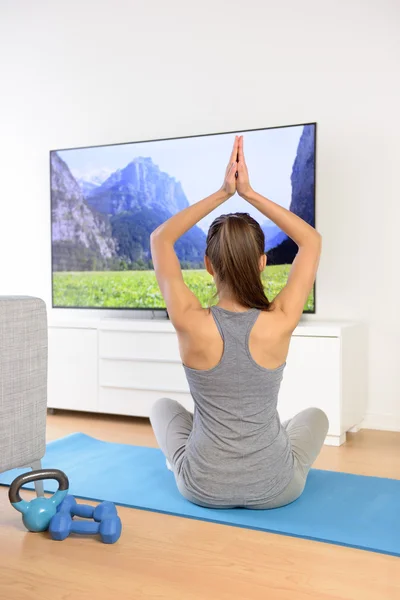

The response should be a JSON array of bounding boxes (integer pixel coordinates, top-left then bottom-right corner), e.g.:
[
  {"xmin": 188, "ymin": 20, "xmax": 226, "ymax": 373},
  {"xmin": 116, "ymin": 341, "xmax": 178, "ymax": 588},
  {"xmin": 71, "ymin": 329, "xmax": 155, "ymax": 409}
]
[{"xmin": 0, "ymin": 412, "xmax": 399, "ymax": 600}]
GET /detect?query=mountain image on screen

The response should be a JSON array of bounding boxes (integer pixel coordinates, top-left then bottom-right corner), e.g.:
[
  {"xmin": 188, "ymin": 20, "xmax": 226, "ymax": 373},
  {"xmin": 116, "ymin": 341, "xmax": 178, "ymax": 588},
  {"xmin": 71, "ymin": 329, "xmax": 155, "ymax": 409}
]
[
  {"xmin": 52, "ymin": 155, "xmax": 206, "ymax": 271},
  {"xmin": 51, "ymin": 123, "xmax": 316, "ymax": 310},
  {"xmin": 266, "ymin": 123, "xmax": 315, "ymax": 264}
]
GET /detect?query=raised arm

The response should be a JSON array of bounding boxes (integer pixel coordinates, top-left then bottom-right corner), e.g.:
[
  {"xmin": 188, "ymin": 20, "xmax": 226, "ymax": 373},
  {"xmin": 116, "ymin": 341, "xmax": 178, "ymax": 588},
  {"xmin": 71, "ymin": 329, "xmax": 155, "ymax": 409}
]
[
  {"xmin": 237, "ymin": 136, "xmax": 321, "ymax": 330},
  {"xmin": 150, "ymin": 137, "xmax": 239, "ymax": 331}
]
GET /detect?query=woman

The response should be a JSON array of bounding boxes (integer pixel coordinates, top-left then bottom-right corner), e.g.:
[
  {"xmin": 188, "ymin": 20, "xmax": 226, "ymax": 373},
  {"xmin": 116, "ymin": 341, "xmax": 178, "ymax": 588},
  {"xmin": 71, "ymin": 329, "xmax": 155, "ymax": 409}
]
[{"xmin": 150, "ymin": 135, "xmax": 328, "ymax": 509}]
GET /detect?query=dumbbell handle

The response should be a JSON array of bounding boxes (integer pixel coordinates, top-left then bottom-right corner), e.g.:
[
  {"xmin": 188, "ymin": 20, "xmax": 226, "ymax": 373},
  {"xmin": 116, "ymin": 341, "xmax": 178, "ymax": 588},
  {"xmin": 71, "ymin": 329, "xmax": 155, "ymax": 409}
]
[
  {"xmin": 57, "ymin": 497, "xmax": 117, "ymax": 521},
  {"xmin": 70, "ymin": 504, "xmax": 94, "ymax": 519},
  {"xmin": 69, "ymin": 520, "xmax": 101, "ymax": 535},
  {"xmin": 57, "ymin": 496, "xmax": 95, "ymax": 518}
]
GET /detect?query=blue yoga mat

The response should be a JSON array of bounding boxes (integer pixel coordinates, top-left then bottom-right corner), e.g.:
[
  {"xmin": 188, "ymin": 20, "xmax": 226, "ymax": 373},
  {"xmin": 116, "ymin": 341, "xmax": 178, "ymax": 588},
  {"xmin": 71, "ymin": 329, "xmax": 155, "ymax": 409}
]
[{"xmin": 0, "ymin": 433, "xmax": 399, "ymax": 556}]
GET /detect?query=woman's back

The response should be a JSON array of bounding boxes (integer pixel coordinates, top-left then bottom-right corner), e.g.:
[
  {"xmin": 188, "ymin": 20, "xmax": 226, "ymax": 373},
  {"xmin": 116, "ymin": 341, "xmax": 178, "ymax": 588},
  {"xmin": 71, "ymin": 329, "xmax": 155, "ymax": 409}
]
[
  {"xmin": 180, "ymin": 306, "xmax": 294, "ymax": 507},
  {"xmin": 149, "ymin": 134, "xmax": 325, "ymax": 509}
]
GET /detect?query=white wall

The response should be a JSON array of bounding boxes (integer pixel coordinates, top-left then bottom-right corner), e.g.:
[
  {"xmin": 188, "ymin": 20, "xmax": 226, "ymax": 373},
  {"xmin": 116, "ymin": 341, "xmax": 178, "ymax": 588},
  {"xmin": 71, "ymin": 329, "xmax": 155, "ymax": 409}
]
[{"xmin": 1, "ymin": 0, "xmax": 399, "ymax": 428}]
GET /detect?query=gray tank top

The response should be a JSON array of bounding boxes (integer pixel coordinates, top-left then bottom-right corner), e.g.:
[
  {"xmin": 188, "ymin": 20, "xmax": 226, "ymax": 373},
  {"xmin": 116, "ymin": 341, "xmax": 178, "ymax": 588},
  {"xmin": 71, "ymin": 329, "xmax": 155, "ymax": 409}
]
[{"xmin": 181, "ymin": 306, "xmax": 294, "ymax": 507}]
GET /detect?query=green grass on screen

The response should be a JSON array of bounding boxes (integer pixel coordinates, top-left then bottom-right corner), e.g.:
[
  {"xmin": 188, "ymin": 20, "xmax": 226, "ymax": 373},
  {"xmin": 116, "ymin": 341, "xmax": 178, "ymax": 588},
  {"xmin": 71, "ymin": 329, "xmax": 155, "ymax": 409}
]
[{"xmin": 53, "ymin": 265, "xmax": 314, "ymax": 312}]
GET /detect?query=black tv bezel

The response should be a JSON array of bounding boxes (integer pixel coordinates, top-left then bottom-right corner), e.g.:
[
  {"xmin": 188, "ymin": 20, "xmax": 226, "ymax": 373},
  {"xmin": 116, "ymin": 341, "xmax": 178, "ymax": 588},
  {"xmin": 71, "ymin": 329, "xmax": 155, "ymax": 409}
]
[{"xmin": 50, "ymin": 121, "xmax": 317, "ymax": 314}]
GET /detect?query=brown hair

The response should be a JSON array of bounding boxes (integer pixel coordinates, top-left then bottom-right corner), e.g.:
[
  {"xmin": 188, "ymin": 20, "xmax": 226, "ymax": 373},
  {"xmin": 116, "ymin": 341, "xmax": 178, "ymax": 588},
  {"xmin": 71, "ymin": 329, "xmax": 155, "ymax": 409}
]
[{"xmin": 205, "ymin": 213, "xmax": 271, "ymax": 310}]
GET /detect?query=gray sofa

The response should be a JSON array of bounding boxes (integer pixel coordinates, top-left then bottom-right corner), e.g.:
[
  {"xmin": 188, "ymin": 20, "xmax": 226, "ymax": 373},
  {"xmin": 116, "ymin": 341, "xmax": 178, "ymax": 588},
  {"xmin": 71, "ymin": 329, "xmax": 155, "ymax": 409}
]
[{"xmin": 0, "ymin": 296, "xmax": 48, "ymax": 496}]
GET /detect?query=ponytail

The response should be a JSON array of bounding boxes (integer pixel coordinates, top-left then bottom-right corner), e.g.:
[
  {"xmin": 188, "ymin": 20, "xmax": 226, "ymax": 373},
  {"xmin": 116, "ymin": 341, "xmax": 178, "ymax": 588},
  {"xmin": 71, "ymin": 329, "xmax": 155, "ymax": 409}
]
[{"xmin": 206, "ymin": 213, "xmax": 271, "ymax": 310}]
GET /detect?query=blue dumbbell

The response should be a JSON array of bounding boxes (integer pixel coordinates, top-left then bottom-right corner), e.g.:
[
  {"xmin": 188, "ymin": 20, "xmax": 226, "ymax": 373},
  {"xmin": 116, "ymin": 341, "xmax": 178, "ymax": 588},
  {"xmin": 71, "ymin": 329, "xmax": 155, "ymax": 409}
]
[
  {"xmin": 57, "ymin": 495, "xmax": 118, "ymax": 522},
  {"xmin": 49, "ymin": 511, "xmax": 122, "ymax": 544},
  {"xmin": 57, "ymin": 495, "xmax": 93, "ymax": 518}
]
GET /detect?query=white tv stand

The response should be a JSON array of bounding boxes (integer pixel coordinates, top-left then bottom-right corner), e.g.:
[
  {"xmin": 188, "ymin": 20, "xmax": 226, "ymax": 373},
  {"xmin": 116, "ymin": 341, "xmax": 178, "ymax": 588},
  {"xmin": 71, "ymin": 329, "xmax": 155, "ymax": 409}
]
[{"xmin": 48, "ymin": 316, "xmax": 367, "ymax": 446}]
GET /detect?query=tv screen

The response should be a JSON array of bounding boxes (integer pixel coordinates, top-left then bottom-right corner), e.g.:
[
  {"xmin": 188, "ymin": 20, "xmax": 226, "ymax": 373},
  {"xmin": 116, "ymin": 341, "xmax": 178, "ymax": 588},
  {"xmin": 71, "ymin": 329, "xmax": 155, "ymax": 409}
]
[{"xmin": 51, "ymin": 122, "xmax": 316, "ymax": 312}]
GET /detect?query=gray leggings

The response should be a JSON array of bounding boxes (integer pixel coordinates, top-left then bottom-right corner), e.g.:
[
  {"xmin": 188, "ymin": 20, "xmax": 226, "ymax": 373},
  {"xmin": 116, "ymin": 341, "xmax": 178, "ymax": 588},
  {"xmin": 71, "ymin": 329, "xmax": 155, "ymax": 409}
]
[{"xmin": 150, "ymin": 399, "xmax": 329, "ymax": 509}]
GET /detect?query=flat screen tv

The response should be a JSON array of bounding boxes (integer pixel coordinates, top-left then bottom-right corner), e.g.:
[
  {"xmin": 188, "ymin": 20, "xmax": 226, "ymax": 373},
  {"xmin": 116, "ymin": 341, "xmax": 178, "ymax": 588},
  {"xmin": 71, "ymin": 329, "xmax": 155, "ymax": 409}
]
[{"xmin": 50, "ymin": 122, "xmax": 316, "ymax": 312}]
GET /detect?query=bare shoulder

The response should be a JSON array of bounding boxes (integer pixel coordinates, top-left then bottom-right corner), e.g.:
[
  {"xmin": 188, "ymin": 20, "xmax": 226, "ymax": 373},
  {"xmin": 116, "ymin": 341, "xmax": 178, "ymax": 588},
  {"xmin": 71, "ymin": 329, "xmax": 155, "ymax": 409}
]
[
  {"xmin": 249, "ymin": 307, "xmax": 293, "ymax": 369},
  {"xmin": 177, "ymin": 306, "xmax": 221, "ymax": 349},
  {"xmin": 175, "ymin": 306, "xmax": 216, "ymax": 335},
  {"xmin": 253, "ymin": 306, "xmax": 292, "ymax": 339},
  {"xmin": 175, "ymin": 307, "xmax": 223, "ymax": 371}
]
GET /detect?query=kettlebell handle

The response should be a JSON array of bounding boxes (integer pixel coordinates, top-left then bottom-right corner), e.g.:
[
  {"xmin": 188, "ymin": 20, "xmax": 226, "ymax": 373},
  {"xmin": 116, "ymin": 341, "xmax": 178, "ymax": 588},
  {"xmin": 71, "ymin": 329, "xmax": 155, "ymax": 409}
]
[{"xmin": 8, "ymin": 469, "xmax": 69, "ymax": 504}]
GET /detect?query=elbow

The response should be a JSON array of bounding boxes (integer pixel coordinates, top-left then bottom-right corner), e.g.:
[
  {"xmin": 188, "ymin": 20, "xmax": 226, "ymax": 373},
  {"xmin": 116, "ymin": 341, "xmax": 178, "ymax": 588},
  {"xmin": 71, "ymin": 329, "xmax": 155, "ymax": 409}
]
[
  {"xmin": 299, "ymin": 230, "xmax": 321, "ymax": 254},
  {"xmin": 150, "ymin": 230, "xmax": 160, "ymax": 257},
  {"xmin": 150, "ymin": 227, "xmax": 160, "ymax": 241},
  {"xmin": 151, "ymin": 226, "xmax": 172, "ymax": 250},
  {"xmin": 313, "ymin": 231, "xmax": 322, "ymax": 255},
  {"xmin": 150, "ymin": 227, "xmax": 163, "ymax": 245},
  {"xmin": 299, "ymin": 230, "xmax": 321, "ymax": 252}
]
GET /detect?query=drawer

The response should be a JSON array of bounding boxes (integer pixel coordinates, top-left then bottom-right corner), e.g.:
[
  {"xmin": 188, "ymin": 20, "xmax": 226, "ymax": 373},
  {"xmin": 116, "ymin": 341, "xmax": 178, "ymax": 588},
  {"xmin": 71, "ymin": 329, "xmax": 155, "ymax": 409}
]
[
  {"xmin": 100, "ymin": 358, "xmax": 189, "ymax": 392},
  {"xmin": 98, "ymin": 387, "xmax": 194, "ymax": 417},
  {"xmin": 99, "ymin": 329, "xmax": 180, "ymax": 361}
]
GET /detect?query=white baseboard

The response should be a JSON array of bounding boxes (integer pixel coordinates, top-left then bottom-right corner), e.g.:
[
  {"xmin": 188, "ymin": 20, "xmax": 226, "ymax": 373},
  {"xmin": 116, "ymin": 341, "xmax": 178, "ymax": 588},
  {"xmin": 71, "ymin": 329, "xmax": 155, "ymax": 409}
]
[{"xmin": 362, "ymin": 413, "xmax": 400, "ymax": 432}]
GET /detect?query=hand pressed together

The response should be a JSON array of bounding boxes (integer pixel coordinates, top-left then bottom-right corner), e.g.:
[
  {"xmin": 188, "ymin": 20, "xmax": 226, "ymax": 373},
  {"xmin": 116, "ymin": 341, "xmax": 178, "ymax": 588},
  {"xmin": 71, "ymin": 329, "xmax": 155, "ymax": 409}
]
[
  {"xmin": 236, "ymin": 135, "xmax": 252, "ymax": 198},
  {"xmin": 221, "ymin": 135, "xmax": 252, "ymax": 199}
]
